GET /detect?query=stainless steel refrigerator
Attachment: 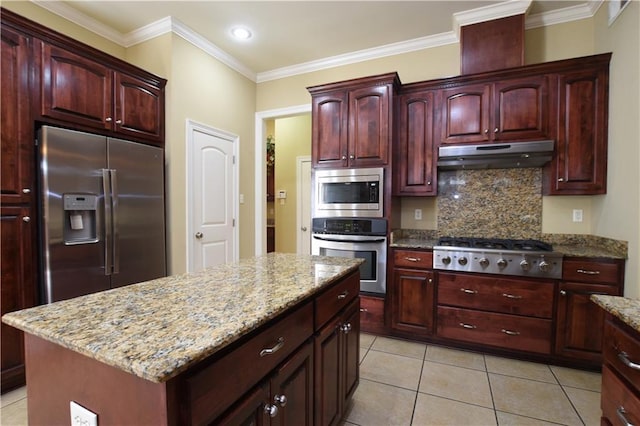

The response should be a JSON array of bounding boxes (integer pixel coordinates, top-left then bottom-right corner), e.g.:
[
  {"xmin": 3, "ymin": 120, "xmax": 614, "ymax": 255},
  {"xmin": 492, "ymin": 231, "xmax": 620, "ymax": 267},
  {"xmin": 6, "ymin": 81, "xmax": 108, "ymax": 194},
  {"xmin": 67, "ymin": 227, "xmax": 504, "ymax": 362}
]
[{"xmin": 38, "ymin": 126, "xmax": 167, "ymax": 303}]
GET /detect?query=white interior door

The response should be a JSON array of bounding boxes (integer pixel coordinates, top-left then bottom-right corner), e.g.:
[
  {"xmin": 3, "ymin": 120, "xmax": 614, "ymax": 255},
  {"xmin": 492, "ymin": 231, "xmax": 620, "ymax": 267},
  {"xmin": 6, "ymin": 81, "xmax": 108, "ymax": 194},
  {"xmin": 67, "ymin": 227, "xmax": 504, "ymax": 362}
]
[
  {"xmin": 188, "ymin": 120, "xmax": 238, "ymax": 272},
  {"xmin": 297, "ymin": 156, "xmax": 312, "ymax": 254}
]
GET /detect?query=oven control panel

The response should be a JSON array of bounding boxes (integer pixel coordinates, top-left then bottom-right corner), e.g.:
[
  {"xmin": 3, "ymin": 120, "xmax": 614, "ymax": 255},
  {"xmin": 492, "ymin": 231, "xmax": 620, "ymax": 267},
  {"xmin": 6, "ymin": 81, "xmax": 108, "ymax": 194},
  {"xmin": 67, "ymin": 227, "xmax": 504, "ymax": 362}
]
[{"xmin": 312, "ymin": 218, "xmax": 387, "ymax": 236}]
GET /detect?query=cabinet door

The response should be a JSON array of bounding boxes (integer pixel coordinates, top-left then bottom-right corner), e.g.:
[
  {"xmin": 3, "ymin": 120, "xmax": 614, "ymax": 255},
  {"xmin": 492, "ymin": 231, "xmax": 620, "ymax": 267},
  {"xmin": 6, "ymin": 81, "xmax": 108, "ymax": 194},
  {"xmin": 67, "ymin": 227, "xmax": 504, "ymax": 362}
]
[
  {"xmin": 348, "ymin": 85, "xmax": 391, "ymax": 167},
  {"xmin": 549, "ymin": 68, "xmax": 608, "ymax": 194},
  {"xmin": 391, "ymin": 268, "xmax": 434, "ymax": 336},
  {"xmin": 1, "ymin": 206, "xmax": 36, "ymax": 390},
  {"xmin": 493, "ymin": 76, "xmax": 549, "ymax": 141},
  {"xmin": 555, "ymin": 282, "xmax": 618, "ymax": 363},
  {"xmin": 394, "ymin": 91, "xmax": 436, "ymax": 195},
  {"xmin": 1, "ymin": 26, "xmax": 33, "ymax": 205},
  {"xmin": 314, "ymin": 315, "xmax": 342, "ymax": 426},
  {"xmin": 271, "ymin": 341, "xmax": 314, "ymax": 426},
  {"xmin": 40, "ymin": 42, "xmax": 113, "ymax": 130},
  {"xmin": 311, "ymin": 90, "xmax": 348, "ymax": 168},
  {"xmin": 341, "ymin": 299, "xmax": 360, "ymax": 408},
  {"xmin": 439, "ymin": 83, "xmax": 490, "ymax": 144},
  {"xmin": 114, "ymin": 73, "xmax": 164, "ymax": 143},
  {"xmin": 215, "ymin": 383, "xmax": 271, "ymax": 426}
]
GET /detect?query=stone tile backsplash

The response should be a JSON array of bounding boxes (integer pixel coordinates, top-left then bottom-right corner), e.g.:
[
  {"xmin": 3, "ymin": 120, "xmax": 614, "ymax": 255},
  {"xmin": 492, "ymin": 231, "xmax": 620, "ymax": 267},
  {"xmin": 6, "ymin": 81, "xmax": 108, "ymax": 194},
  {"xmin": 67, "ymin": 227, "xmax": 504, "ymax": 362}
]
[{"xmin": 437, "ymin": 168, "xmax": 542, "ymax": 239}]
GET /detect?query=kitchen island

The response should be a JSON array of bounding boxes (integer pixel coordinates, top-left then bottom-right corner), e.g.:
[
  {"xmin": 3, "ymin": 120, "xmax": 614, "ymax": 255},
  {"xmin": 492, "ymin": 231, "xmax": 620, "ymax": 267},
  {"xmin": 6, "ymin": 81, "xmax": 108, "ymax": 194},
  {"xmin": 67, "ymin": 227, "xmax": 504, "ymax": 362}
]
[{"xmin": 2, "ymin": 253, "xmax": 363, "ymax": 425}]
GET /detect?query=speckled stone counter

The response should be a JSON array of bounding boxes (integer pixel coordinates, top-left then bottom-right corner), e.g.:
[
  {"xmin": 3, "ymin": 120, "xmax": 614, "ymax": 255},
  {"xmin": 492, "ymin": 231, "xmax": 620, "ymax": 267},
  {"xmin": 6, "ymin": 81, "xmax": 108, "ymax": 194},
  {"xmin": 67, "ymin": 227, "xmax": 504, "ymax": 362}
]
[
  {"xmin": 2, "ymin": 253, "xmax": 362, "ymax": 383},
  {"xmin": 390, "ymin": 229, "xmax": 627, "ymax": 259},
  {"xmin": 591, "ymin": 295, "xmax": 640, "ymax": 333}
]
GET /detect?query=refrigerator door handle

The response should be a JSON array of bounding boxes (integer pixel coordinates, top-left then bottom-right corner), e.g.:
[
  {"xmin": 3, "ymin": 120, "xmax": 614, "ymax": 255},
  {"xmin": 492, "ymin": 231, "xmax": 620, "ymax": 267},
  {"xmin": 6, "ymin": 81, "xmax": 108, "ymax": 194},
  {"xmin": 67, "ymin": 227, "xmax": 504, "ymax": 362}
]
[
  {"xmin": 110, "ymin": 169, "xmax": 120, "ymax": 274},
  {"xmin": 102, "ymin": 169, "xmax": 113, "ymax": 276}
]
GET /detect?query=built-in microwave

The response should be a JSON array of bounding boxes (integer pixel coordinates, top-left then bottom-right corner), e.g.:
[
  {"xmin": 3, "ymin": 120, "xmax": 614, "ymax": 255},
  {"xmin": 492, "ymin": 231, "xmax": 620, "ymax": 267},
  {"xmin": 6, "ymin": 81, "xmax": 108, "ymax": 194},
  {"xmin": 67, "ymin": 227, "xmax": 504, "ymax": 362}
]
[{"xmin": 314, "ymin": 167, "xmax": 383, "ymax": 218}]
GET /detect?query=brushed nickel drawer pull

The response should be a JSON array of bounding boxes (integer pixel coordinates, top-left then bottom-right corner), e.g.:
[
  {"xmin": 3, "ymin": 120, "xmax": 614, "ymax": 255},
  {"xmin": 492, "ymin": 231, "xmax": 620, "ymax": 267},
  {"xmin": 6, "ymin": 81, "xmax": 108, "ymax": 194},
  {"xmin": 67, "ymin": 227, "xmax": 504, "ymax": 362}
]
[
  {"xmin": 501, "ymin": 329, "xmax": 520, "ymax": 336},
  {"xmin": 405, "ymin": 257, "xmax": 421, "ymax": 262},
  {"xmin": 618, "ymin": 351, "xmax": 640, "ymax": 371},
  {"xmin": 502, "ymin": 293, "xmax": 523, "ymax": 299},
  {"xmin": 616, "ymin": 407, "xmax": 633, "ymax": 426},
  {"xmin": 337, "ymin": 290, "xmax": 349, "ymax": 300},
  {"xmin": 459, "ymin": 323, "xmax": 477, "ymax": 329},
  {"xmin": 577, "ymin": 269, "xmax": 600, "ymax": 275},
  {"xmin": 260, "ymin": 337, "xmax": 285, "ymax": 357},
  {"xmin": 460, "ymin": 288, "xmax": 478, "ymax": 294}
]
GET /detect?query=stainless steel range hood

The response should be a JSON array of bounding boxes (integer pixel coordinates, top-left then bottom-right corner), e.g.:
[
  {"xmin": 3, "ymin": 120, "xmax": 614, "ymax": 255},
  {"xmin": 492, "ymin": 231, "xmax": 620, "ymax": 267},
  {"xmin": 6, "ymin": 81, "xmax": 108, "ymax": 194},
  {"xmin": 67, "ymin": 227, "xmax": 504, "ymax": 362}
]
[{"xmin": 437, "ymin": 140, "xmax": 554, "ymax": 170}]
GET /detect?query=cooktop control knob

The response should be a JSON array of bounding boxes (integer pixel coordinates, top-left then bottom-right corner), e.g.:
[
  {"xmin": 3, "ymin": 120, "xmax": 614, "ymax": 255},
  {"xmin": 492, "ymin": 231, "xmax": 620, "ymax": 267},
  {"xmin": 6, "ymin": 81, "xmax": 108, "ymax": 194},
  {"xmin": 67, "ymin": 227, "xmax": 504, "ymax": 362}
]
[
  {"xmin": 539, "ymin": 260, "xmax": 551, "ymax": 272},
  {"xmin": 478, "ymin": 258, "xmax": 490, "ymax": 268},
  {"xmin": 441, "ymin": 256, "xmax": 452, "ymax": 265},
  {"xmin": 496, "ymin": 258, "xmax": 508, "ymax": 269},
  {"xmin": 520, "ymin": 259, "xmax": 531, "ymax": 271},
  {"xmin": 458, "ymin": 257, "xmax": 468, "ymax": 266}
]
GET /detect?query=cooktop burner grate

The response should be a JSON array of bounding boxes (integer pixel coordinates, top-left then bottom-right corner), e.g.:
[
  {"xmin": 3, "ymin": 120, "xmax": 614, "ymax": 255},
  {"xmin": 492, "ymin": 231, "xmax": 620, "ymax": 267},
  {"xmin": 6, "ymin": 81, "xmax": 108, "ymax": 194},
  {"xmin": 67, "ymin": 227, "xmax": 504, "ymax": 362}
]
[{"xmin": 437, "ymin": 237, "xmax": 553, "ymax": 252}]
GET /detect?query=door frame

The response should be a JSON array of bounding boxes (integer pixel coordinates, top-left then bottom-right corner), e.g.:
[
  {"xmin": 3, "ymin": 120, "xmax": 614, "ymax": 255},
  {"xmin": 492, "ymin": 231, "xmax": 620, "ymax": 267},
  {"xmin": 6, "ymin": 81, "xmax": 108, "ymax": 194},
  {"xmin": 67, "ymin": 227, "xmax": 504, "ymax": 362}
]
[
  {"xmin": 296, "ymin": 155, "xmax": 312, "ymax": 254},
  {"xmin": 254, "ymin": 105, "xmax": 311, "ymax": 256},
  {"xmin": 186, "ymin": 119, "xmax": 239, "ymax": 272}
]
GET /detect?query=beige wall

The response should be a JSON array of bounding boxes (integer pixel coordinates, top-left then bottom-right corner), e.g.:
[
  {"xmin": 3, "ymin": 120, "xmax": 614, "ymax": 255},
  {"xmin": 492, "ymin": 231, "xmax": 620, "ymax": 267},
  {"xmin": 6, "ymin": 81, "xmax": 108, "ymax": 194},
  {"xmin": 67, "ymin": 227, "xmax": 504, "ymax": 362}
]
[{"xmin": 273, "ymin": 115, "xmax": 312, "ymax": 253}]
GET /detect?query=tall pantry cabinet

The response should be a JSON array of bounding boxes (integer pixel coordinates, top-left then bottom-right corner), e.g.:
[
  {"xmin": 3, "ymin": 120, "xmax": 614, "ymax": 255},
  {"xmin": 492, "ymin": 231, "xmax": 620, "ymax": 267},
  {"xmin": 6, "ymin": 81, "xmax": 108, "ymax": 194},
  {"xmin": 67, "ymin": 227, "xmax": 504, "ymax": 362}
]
[
  {"xmin": 0, "ymin": 8, "xmax": 166, "ymax": 392},
  {"xmin": 1, "ymin": 21, "xmax": 37, "ymax": 392}
]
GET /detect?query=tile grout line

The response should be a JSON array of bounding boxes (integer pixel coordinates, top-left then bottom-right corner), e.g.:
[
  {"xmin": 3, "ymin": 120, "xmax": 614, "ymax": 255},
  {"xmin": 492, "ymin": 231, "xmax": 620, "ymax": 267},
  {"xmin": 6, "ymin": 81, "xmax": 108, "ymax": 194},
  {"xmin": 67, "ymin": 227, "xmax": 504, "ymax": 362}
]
[{"xmin": 549, "ymin": 366, "xmax": 590, "ymax": 426}]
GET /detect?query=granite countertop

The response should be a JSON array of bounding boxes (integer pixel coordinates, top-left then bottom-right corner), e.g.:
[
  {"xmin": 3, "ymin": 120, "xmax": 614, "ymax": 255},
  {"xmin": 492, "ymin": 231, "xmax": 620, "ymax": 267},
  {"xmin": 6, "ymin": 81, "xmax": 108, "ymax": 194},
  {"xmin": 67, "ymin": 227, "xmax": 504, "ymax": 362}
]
[
  {"xmin": 389, "ymin": 230, "xmax": 627, "ymax": 259},
  {"xmin": 2, "ymin": 253, "xmax": 362, "ymax": 384},
  {"xmin": 591, "ymin": 295, "xmax": 640, "ymax": 333}
]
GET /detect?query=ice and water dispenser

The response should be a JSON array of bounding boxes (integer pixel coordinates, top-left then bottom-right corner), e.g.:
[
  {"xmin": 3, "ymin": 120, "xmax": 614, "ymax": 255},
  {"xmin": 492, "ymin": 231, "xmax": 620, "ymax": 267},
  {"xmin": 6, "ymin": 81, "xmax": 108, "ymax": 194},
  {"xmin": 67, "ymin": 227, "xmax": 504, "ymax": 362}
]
[{"xmin": 63, "ymin": 194, "xmax": 98, "ymax": 245}]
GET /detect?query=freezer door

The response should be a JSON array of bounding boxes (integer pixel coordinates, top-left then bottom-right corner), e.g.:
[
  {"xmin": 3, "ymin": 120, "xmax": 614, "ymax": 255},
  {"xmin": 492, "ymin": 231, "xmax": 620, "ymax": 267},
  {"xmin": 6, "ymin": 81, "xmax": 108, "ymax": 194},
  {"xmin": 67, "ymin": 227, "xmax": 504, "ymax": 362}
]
[
  {"xmin": 39, "ymin": 126, "xmax": 110, "ymax": 303},
  {"xmin": 107, "ymin": 138, "xmax": 166, "ymax": 287}
]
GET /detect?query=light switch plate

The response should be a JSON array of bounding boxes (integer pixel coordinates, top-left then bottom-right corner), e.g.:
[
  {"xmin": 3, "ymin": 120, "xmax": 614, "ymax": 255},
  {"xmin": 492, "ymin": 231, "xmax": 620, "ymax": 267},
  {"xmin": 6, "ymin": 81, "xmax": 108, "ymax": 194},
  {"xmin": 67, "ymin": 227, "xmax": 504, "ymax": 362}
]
[{"xmin": 70, "ymin": 401, "xmax": 98, "ymax": 426}]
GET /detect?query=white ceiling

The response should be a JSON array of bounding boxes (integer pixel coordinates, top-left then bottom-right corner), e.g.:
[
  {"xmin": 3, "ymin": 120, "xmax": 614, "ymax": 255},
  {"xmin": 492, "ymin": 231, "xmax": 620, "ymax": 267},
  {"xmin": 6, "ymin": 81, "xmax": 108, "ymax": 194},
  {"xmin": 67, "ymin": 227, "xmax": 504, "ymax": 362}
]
[{"xmin": 31, "ymin": 0, "xmax": 598, "ymax": 82}]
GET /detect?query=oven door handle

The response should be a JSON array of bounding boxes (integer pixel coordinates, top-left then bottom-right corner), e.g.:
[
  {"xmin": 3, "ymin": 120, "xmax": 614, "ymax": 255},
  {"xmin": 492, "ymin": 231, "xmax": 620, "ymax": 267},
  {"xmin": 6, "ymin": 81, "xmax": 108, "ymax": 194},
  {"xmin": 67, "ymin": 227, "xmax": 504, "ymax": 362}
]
[{"xmin": 312, "ymin": 234, "xmax": 386, "ymax": 244}]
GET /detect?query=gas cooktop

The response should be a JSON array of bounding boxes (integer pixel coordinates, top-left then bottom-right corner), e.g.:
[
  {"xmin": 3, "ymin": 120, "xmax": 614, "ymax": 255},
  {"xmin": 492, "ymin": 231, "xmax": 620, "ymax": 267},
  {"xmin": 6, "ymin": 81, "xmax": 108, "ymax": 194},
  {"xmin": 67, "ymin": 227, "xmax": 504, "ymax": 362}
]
[{"xmin": 433, "ymin": 237, "xmax": 563, "ymax": 279}]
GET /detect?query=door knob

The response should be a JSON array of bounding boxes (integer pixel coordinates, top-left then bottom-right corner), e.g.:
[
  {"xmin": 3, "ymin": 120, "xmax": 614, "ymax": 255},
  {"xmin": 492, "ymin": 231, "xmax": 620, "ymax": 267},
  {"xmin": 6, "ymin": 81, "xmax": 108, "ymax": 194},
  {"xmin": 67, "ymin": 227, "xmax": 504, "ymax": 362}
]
[
  {"xmin": 301, "ymin": 226, "xmax": 307, "ymax": 231},
  {"xmin": 195, "ymin": 232, "xmax": 203, "ymax": 239}
]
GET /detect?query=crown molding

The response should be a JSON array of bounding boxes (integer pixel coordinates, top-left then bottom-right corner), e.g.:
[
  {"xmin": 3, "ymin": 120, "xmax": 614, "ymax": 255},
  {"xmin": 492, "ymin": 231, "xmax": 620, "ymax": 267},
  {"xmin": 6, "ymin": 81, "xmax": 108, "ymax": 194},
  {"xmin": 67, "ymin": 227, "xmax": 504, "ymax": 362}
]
[
  {"xmin": 256, "ymin": 31, "xmax": 458, "ymax": 83},
  {"xmin": 453, "ymin": 0, "xmax": 532, "ymax": 37},
  {"xmin": 31, "ymin": 0, "xmax": 125, "ymax": 45},
  {"xmin": 525, "ymin": 1, "xmax": 602, "ymax": 29}
]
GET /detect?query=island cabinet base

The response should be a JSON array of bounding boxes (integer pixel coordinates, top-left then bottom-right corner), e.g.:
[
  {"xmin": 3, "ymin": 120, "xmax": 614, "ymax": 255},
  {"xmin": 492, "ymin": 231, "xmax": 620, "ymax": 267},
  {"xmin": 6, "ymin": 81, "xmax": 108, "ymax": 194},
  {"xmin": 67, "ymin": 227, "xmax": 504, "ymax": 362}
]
[
  {"xmin": 22, "ymin": 268, "xmax": 361, "ymax": 426},
  {"xmin": 24, "ymin": 334, "xmax": 176, "ymax": 425}
]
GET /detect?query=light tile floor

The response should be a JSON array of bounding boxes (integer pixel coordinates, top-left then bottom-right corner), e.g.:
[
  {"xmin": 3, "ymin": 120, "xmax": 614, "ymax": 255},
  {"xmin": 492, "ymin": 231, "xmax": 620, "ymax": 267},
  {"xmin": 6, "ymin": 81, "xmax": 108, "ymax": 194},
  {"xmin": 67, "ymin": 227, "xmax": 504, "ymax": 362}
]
[
  {"xmin": 344, "ymin": 333, "xmax": 602, "ymax": 426},
  {"xmin": 0, "ymin": 333, "xmax": 602, "ymax": 426}
]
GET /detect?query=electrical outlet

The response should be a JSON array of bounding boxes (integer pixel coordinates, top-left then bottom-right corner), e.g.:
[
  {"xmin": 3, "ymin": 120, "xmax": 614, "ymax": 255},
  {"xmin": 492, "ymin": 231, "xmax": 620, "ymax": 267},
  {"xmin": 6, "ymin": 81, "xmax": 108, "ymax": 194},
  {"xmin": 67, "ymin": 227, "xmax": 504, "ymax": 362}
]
[
  {"xmin": 70, "ymin": 401, "xmax": 98, "ymax": 426},
  {"xmin": 414, "ymin": 209, "xmax": 423, "ymax": 220},
  {"xmin": 239, "ymin": 193, "xmax": 244, "ymax": 204},
  {"xmin": 572, "ymin": 209, "xmax": 583, "ymax": 223}
]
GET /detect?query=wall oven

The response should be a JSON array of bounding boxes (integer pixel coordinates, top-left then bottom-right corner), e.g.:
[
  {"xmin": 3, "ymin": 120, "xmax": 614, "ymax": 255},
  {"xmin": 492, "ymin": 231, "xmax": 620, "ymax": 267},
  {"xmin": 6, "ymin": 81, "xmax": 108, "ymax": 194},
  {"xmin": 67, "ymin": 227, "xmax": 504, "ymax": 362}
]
[
  {"xmin": 311, "ymin": 218, "xmax": 387, "ymax": 295},
  {"xmin": 314, "ymin": 167, "xmax": 383, "ymax": 218}
]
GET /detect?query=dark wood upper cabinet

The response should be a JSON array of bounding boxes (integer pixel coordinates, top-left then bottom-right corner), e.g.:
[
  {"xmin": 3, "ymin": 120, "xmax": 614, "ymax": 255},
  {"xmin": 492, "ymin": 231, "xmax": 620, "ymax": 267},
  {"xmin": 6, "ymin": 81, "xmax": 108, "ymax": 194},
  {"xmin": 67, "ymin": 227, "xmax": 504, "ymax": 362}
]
[
  {"xmin": 439, "ymin": 75, "xmax": 549, "ymax": 145},
  {"xmin": 394, "ymin": 90, "xmax": 437, "ymax": 196},
  {"xmin": 545, "ymin": 64, "xmax": 609, "ymax": 195},
  {"xmin": 309, "ymin": 73, "xmax": 399, "ymax": 168},
  {"xmin": 39, "ymin": 41, "xmax": 165, "ymax": 144}
]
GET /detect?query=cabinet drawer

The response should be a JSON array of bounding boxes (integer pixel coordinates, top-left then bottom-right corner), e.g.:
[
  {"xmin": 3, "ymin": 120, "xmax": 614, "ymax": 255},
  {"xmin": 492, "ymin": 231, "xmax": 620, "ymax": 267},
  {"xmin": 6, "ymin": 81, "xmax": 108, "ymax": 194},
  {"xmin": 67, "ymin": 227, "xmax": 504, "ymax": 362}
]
[
  {"xmin": 187, "ymin": 301, "xmax": 313, "ymax": 425},
  {"xmin": 437, "ymin": 306, "xmax": 552, "ymax": 354},
  {"xmin": 603, "ymin": 319, "xmax": 640, "ymax": 391},
  {"xmin": 601, "ymin": 365, "xmax": 640, "ymax": 426},
  {"xmin": 438, "ymin": 273, "xmax": 554, "ymax": 318},
  {"xmin": 315, "ymin": 271, "xmax": 359, "ymax": 330},
  {"xmin": 394, "ymin": 249, "xmax": 433, "ymax": 269},
  {"xmin": 360, "ymin": 295, "xmax": 385, "ymax": 334},
  {"xmin": 563, "ymin": 259, "xmax": 622, "ymax": 285}
]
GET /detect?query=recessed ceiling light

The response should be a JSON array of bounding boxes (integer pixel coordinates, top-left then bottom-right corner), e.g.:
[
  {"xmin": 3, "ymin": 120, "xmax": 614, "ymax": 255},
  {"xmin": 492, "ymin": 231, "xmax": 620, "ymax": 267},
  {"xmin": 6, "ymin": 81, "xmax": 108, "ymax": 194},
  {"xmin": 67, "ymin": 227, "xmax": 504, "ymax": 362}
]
[{"xmin": 230, "ymin": 26, "xmax": 252, "ymax": 40}]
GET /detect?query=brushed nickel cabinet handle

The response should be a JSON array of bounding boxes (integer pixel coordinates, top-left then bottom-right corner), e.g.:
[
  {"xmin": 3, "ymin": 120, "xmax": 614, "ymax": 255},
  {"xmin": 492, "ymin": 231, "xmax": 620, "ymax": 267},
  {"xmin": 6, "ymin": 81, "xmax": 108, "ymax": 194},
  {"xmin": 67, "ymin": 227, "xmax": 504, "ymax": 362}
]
[
  {"xmin": 22, "ymin": 188, "xmax": 31, "ymax": 194},
  {"xmin": 618, "ymin": 351, "xmax": 640, "ymax": 371},
  {"xmin": 105, "ymin": 117, "xmax": 112, "ymax": 122},
  {"xmin": 459, "ymin": 323, "xmax": 477, "ymax": 329},
  {"xmin": 558, "ymin": 178, "xmax": 565, "ymax": 182},
  {"xmin": 405, "ymin": 257, "xmax": 421, "ymax": 262},
  {"xmin": 260, "ymin": 337, "xmax": 284, "ymax": 357},
  {"xmin": 616, "ymin": 407, "xmax": 633, "ymax": 426},
  {"xmin": 22, "ymin": 216, "xmax": 30, "ymax": 223},
  {"xmin": 502, "ymin": 293, "xmax": 523, "ymax": 299},
  {"xmin": 501, "ymin": 329, "xmax": 521, "ymax": 336},
  {"xmin": 264, "ymin": 404, "xmax": 278, "ymax": 418},
  {"xmin": 577, "ymin": 269, "xmax": 600, "ymax": 275},
  {"xmin": 337, "ymin": 290, "xmax": 349, "ymax": 300},
  {"xmin": 460, "ymin": 288, "xmax": 478, "ymax": 294},
  {"xmin": 274, "ymin": 394, "xmax": 287, "ymax": 407}
]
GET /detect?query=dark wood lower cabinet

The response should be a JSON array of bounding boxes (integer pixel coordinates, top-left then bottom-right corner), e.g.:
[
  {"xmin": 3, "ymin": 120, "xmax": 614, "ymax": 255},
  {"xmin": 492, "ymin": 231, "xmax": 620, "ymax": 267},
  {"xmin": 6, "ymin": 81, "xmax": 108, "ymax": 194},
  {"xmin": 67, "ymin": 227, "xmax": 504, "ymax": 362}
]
[
  {"xmin": 359, "ymin": 295, "xmax": 386, "ymax": 334},
  {"xmin": 391, "ymin": 268, "xmax": 434, "ymax": 336}
]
